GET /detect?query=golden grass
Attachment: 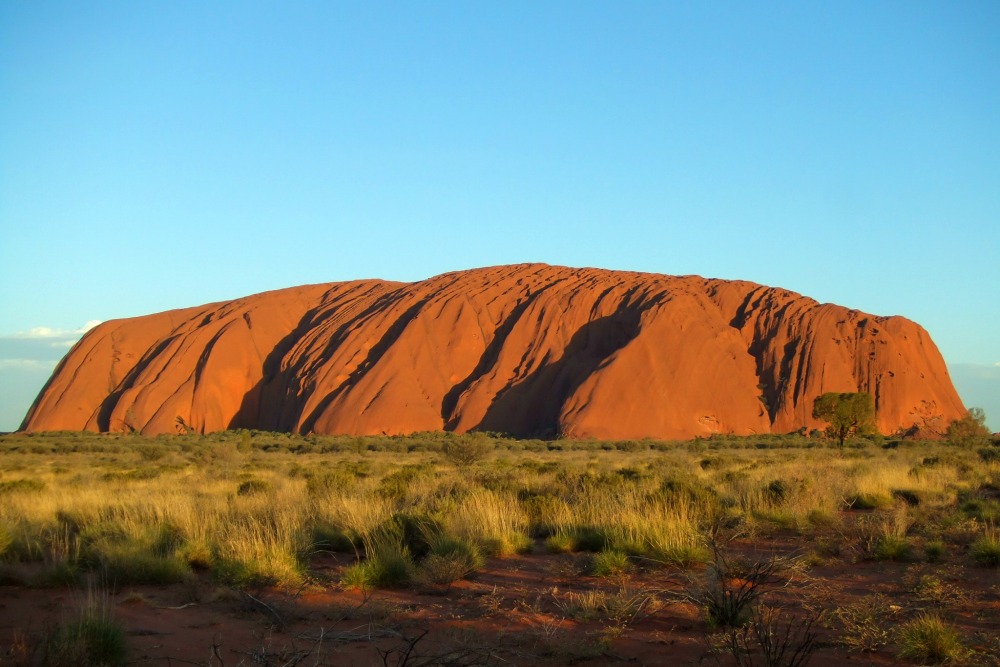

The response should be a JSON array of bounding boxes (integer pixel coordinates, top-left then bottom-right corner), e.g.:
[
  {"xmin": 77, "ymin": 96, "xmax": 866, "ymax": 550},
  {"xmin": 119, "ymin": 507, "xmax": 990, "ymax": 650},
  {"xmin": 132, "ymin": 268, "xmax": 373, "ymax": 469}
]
[{"xmin": 0, "ymin": 431, "xmax": 995, "ymax": 589}]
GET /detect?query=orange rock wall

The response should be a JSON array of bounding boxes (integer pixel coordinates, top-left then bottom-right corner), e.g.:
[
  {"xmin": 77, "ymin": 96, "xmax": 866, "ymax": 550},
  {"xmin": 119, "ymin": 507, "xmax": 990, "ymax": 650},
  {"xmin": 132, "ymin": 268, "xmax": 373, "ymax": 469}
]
[{"xmin": 22, "ymin": 265, "xmax": 967, "ymax": 438}]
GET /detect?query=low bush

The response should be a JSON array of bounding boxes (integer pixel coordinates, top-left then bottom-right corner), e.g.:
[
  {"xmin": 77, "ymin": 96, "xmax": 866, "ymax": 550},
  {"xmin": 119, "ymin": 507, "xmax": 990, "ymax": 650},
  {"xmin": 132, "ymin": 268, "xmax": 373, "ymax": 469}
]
[
  {"xmin": 969, "ymin": 527, "xmax": 1000, "ymax": 567},
  {"xmin": 545, "ymin": 533, "xmax": 574, "ymax": 554},
  {"xmin": 724, "ymin": 604, "xmax": 819, "ymax": 667},
  {"xmin": 98, "ymin": 546, "xmax": 191, "ymax": 586},
  {"xmin": 441, "ymin": 435, "xmax": 493, "ymax": 466},
  {"xmin": 846, "ymin": 493, "xmax": 892, "ymax": 510},
  {"xmin": 41, "ymin": 590, "xmax": 126, "ymax": 666},
  {"xmin": 342, "ymin": 547, "xmax": 413, "ymax": 590},
  {"xmin": 896, "ymin": 614, "xmax": 966, "ymax": 664},
  {"xmin": 924, "ymin": 540, "xmax": 947, "ymax": 563},
  {"xmin": 311, "ymin": 524, "xmax": 355, "ymax": 553},
  {"xmin": 871, "ymin": 535, "xmax": 912, "ymax": 562},
  {"xmin": 414, "ymin": 535, "xmax": 484, "ymax": 588},
  {"xmin": 687, "ymin": 548, "xmax": 778, "ymax": 628},
  {"xmin": 591, "ymin": 549, "xmax": 630, "ymax": 577}
]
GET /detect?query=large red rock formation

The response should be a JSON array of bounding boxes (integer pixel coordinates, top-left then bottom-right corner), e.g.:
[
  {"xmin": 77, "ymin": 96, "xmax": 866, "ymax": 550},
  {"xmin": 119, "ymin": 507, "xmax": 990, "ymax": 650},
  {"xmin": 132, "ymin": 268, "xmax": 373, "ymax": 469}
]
[{"xmin": 22, "ymin": 265, "xmax": 966, "ymax": 439}]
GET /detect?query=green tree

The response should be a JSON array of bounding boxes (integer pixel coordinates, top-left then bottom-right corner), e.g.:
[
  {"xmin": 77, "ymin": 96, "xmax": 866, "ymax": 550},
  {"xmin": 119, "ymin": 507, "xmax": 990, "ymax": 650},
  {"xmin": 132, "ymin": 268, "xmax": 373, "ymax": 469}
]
[
  {"xmin": 945, "ymin": 407, "xmax": 990, "ymax": 448},
  {"xmin": 812, "ymin": 392, "xmax": 877, "ymax": 448}
]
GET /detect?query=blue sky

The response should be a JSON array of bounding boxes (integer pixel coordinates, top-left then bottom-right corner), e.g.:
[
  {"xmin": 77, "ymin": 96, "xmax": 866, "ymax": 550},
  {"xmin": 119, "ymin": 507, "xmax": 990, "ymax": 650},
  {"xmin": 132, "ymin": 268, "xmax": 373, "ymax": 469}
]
[{"xmin": 1, "ymin": 1, "xmax": 997, "ymax": 431}]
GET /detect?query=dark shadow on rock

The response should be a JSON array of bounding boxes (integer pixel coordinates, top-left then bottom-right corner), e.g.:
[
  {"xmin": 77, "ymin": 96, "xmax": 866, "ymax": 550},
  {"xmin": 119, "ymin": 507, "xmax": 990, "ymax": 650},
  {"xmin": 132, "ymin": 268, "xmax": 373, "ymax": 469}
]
[
  {"xmin": 440, "ymin": 280, "xmax": 566, "ymax": 429},
  {"xmin": 229, "ymin": 282, "xmax": 398, "ymax": 432},
  {"xmin": 95, "ymin": 335, "xmax": 180, "ymax": 432},
  {"xmin": 472, "ymin": 301, "xmax": 647, "ymax": 438},
  {"xmin": 295, "ymin": 294, "xmax": 432, "ymax": 434}
]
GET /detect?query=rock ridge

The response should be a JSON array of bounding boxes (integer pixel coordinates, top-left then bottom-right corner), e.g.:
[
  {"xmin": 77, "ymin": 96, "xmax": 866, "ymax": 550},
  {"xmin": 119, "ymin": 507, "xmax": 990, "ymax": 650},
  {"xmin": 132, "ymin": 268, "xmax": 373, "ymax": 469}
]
[{"xmin": 22, "ymin": 264, "xmax": 966, "ymax": 438}]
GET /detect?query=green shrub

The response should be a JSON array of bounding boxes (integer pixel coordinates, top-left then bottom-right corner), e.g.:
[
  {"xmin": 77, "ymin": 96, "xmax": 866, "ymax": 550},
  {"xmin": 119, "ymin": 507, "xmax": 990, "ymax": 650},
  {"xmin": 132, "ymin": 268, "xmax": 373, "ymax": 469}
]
[
  {"xmin": 591, "ymin": 549, "xmax": 630, "ymax": 577},
  {"xmin": 570, "ymin": 525, "xmax": 610, "ymax": 552},
  {"xmin": 960, "ymin": 498, "xmax": 1000, "ymax": 522},
  {"xmin": 765, "ymin": 479, "xmax": 789, "ymax": 503},
  {"xmin": 42, "ymin": 593, "xmax": 126, "ymax": 666},
  {"xmin": 427, "ymin": 535, "xmax": 484, "ymax": 572},
  {"xmin": 392, "ymin": 513, "xmax": 440, "ymax": 559},
  {"xmin": 977, "ymin": 447, "xmax": 1000, "ymax": 463},
  {"xmin": 545, "ymin": 533, "xmax": 574, "ymax": 554},
  {"xmin": 806, "ymin": 509, "xmax": 840, "ymax": 528},
  {"xmin": 178, "ymin": 540, "xmax": 213, "ymax": 570},
  {"xmin": 341, "ymin": 548, "xmax": 413, "ymax": 589},
  {"xmin": 480, "ymin": 531, "xmax": 531, "ymax": 557},
  {"xmin": 442, "ymin": 436, "xmax": 493, "ymax": 465},
  {"xmin": 924, "ymin": 540, "xmax": 947, "ymax": 563},
  {"xmin": 414, "ymin": 536, "xmax": 484, "ymax": 588},
  {"xmin": 896, "ymin": 614, "xmax": 965, "ymax": 664},
  {"xmin": 311, "ymin": 524, "xmax": 355, "ymax": 553},
  {"xmin": 521, "ymin": 493, "xmax": 568, "ymax": 538},
  {"xmin": 377, "ymin": 466, "xmax": 428, "ymax": 499},
  {"xmin": 970, "ymin": 530, "xmax": 1000, "ymax": 567},
  {"xmin": 847, "ymin": 493, "xmax": 892, "ymax": 510},
  {"xmin": 871, "ymin": 535, "xmax": 912, "ymax": 562},
  {"xmin": 98, "ymin": 546, "xmax": 191, "ymax": 586}
]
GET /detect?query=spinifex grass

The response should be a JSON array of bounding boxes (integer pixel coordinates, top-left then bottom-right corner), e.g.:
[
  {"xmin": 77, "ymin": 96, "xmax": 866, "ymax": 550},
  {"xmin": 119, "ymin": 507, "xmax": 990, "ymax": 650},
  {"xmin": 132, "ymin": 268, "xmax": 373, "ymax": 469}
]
[{"xmin": 0, "ymin": 429, "xmax": 994, "ymax": 603}]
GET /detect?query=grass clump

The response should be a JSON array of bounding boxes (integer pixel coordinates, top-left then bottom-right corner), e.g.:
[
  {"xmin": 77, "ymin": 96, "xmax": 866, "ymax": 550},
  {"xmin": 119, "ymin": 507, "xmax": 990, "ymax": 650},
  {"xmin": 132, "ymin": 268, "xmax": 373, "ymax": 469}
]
[
  {"xmin": 236, "ymin": 478, "xmax": 272, "ymax": 496},
  {"xmin": 413, "ymin": 532, "xmax": 484, "ymax": 588},
  {"xmin": 846, "ymin": 493, "xmax": 893, "ymax": 510},
  {"xmin": 41, "ymin": 589, "xmax": 126, "ymax": 666},
  {"xmin": 342, "ymin": 546, "xmax": 413, "ymax": 590},
  {"xmin": 924, "ymin": 540, "xmax": 947, "ymax": 563},
  {"xmin": 0, "ymin": 478, "xmax": 46, "ymax": 494},
  {"xmin": 896, "ymin": 614, "xmax": 966, "ymax": 664},
  {"xmin": 871, "ymin": 534, "xmax": 913, "ymax": 562},
  {"xmin": 97, "ymin": 545, "xmax": 191, "ymax": 586},
  {"xmin": 969, "ymin": 526, "xmax": 1000, "ymax": 567},
  {"xmin": 591, "ymin": 549, "xmax": 631, "ymax": 577},
  {"xmin": 212, "ymin": 516, "xmax": 307, "ymax": 587},
  {"xmin": 544, "ymin": 532, "xmax": 575, "ymax": 554}
]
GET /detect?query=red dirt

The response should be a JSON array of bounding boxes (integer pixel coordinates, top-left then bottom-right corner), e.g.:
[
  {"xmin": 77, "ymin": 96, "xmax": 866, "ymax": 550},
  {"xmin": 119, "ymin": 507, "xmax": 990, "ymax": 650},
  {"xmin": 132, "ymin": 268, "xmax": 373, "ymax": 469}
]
[
  {"xmin": 22, "ymin": 264, "xmax": 965, "ymax": 439},
  {"xmin": 2, "ymin": 540, "xmax": 997, "ymax": 666}
]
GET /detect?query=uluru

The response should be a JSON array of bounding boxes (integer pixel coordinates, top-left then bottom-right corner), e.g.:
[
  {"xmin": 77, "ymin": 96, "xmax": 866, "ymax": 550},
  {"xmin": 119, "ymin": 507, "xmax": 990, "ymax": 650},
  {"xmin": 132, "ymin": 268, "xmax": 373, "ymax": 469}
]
[{"xmin": 21, "ymin": 264, "xmax": 967, "ymax": 439}]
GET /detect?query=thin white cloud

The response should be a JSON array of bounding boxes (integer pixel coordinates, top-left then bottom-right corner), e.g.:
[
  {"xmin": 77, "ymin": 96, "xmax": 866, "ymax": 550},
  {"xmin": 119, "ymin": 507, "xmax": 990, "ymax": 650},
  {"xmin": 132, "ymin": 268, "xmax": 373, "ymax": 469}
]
[
  {"xmin": 6, "ymin": 321, "xmax": 102, "ymax": 340},
  {"xmin": 0, "ymin": 358, "xmax": 59, "ymax": 371}
]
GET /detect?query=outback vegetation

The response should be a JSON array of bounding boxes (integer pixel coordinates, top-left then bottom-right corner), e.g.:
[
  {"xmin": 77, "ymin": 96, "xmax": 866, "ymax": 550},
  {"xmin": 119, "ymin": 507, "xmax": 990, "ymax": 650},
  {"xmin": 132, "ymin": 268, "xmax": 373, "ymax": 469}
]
[
  {"xmin": 811, "ymin": 392, "xmax": 877, "ymax": 449},
  {"xmin": 0, "ymin": 420, "xmax": 998, "ymax": 666}
]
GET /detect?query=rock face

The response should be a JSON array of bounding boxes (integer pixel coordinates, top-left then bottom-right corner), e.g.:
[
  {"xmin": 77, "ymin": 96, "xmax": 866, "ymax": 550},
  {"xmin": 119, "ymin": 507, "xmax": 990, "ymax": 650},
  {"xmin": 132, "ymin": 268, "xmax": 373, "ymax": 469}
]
[{"xmin": 22, "ymin": 264, "xmax": 966, "ymax": 439}]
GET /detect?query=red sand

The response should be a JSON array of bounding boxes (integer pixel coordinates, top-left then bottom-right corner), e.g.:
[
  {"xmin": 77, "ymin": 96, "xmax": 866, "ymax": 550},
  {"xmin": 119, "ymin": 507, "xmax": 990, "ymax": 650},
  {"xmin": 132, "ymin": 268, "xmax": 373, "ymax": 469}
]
[{"xmin": 3, "ymin": 539, "xmax": 997, "ymax": 666}]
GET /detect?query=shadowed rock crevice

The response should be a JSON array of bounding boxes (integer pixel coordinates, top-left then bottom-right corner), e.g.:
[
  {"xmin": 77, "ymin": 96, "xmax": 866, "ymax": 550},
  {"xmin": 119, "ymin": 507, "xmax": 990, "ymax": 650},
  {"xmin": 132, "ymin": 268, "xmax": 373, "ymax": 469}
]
[
  {"xmin": 96, "ymin": 335, "xmax": 180, "ymax": 431},
  {"xmin": 474, "ymin": 303, "xmax": 646, "ymax": 438},
  {"xmin": 440, "ymin": 281, "xmax": 564, "ymax": 428},
  {"xmin": 298, "ymin": 296, "xmax": 432, "ymax": 434}
]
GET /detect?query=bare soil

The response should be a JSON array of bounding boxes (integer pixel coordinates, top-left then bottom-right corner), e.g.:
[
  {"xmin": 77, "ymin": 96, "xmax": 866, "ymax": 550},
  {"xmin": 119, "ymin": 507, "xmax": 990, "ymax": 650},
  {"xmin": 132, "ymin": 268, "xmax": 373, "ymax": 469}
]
[{"xmin": 3, "ymin": 533, "xmax": 998, "ymax": 666}]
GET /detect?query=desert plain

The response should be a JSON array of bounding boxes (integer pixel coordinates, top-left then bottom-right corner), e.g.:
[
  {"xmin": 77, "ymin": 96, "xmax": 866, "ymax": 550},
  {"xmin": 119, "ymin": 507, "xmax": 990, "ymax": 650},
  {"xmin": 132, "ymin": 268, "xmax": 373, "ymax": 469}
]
[{"xmin": 1, "ymin": 429, "xmax": 999, "ymax": 666}]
